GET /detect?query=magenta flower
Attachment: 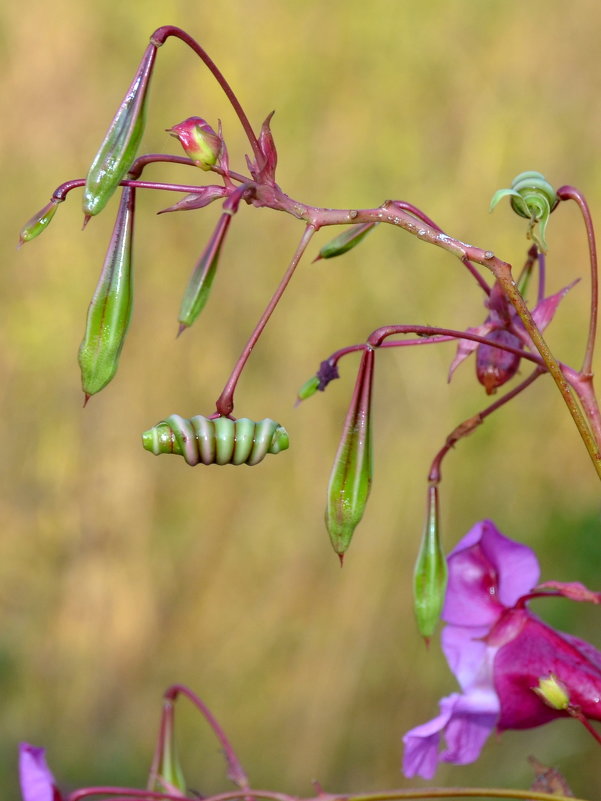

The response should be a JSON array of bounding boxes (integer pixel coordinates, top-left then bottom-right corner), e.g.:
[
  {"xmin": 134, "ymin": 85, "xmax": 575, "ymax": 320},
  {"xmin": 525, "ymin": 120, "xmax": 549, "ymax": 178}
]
[
  {"xmin": 19, "ymin": 744, "xmax": 62, "ymax": 801},
  {"xmin": 402, "ymin": 520, "xmax": 601, "ymax": 779}
]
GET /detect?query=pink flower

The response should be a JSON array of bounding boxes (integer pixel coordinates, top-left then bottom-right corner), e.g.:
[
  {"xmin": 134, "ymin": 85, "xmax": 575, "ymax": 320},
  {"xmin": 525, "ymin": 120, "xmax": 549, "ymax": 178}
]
[
  {"xmin": 402, "ymin": 520, "xmax": 601, "ymax": 779},
  {"xmin": 19, "ymin": 744, "xmax": 62, "ymax": 801}
]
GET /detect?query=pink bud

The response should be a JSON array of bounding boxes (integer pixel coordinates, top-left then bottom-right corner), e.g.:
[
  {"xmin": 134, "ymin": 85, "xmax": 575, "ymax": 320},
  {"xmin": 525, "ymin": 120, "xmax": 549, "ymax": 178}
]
[{"xmin": 167, "ymin": 117, "xmax": 222, "ymax": 170}]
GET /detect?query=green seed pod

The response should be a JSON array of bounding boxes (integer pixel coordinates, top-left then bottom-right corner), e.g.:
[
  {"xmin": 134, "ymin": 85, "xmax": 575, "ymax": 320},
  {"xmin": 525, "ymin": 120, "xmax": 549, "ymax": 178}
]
[
  {"xmin": 314, "ymin": 222, "xmax": 378, "ymax": 262},
  {"xmin": 78, "ymin": 186, "xmax": 135, "ymax": 400},
  {"xmin": 18, "ymin": 199, "xmax": 61, "ymax": 247},
  {"xmin": 142, "ymin": 414, "xmax": 289, "ymax": 466},
  {"xmin": 490, "ymin": 171, "xmax": 558, "ymax": 253},
  {"xmin": 325, "ymin": 348, "xmax": 374, "ymax": 561},
  {"xmin": 296, "ymin": 375, "xmax": 320, "ymax": 403},
  {"xmin": 83, "ymin": 43, "xmax": 157, "ymax": 218},
  {"xmin": 178, "ymin": 212, "xmax": 232, "ymax": 334},
  {"xmin": 413, "ymin": 485, "xmax": 447, "ymax": 641}
]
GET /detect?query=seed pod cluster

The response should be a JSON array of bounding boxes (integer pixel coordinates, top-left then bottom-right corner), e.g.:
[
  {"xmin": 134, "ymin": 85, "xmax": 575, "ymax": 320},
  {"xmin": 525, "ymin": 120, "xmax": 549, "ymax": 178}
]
[{"xmin": 142, "ymin": 414, "xmax": 289, "ymax": 466}]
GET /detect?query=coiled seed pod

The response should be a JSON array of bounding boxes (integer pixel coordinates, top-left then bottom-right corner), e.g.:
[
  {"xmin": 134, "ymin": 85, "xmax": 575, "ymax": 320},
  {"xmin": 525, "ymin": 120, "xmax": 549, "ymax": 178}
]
[
  {"xmin": 490, "ymin": 171, "xmax": 558, "ymax": 252},
  {"xmin": 142, "ymin": 414, "xmax": 289, "ymax": 466}
]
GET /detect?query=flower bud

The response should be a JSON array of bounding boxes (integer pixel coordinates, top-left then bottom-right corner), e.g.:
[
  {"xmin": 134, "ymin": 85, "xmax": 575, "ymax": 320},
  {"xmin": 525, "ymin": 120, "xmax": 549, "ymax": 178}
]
[
  {"xmin": 313, "ymin": 222, "xmax": 377, "ymax": 262},
  {"xmin": 325, "ymin": 348, "xmax": 374, "ymax": 561},
  {"xmin": 18, "ymin": 199, "xmax": 61, "ymax": 247},
  {"xmin": 413, "ymin": 485, "xmax": 447, "ymax": 641},
  {"xmin": 83, "ymin": 43, "xmax": 157, "ymax": 218},
  {"xmin": 78, "ymin": 186, "xmax": 135, "ymax": 400},
  {"xmin": 475, "ymin": 328, "xmax": 523, "ymax": 394},
  {"xmin": 533, "ymin": 674, "xmax": 570, "ymax": 711},
  {"xmin": 167, "ymin": 117, "xmax": 222, "ymax": 170}
]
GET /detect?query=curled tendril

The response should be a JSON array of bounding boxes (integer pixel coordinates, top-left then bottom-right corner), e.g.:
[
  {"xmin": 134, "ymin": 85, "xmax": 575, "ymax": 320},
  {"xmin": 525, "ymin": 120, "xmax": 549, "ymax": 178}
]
[
  {"xmin": 490, "ymin": 170, "xmax": 558, "ymax": 253},
  {"xmin": 142, "ymin": 414, "xmax": 289, "ymax": 466}
]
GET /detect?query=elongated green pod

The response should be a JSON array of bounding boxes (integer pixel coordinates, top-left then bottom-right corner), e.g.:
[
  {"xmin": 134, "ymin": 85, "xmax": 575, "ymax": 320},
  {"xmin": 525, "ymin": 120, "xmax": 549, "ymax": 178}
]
[
  {"xmin": 78, "ymin": 186, "xmax": 135, "ymax": 400},
  {"xmin": 178, "ymin": 212, "xmax": 232, "ymax": 333},
  {"xmin": 314, "ymin": 222, "xmax": 377, "ymax": 262},
  {"xmin": 325, "ymin": 348, "xmax": 374, "ymax": 561},
  {"xmin": 142, "ymin": 414, "xmax": 289, "ymax": 466},
  {"xmin": 413, "ymin": 485, "xmax": 447, "ymax": 641},
  {"xmin": 490, "ymin": 171, "xmax": 558, "ymax": 253},
  {"xmin": 83, "ymin": 43, "xmax": 157, "ymax": 218}
]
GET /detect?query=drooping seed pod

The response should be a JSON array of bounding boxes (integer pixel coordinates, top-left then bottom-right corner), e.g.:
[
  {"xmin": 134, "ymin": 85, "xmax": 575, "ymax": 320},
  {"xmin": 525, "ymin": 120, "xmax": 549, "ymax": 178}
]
[
  {"xmin": 413, "ymin": 484, "xmax": 447, "ymax": 642},
  {"xmin": 18, "ymin": 199, "xmax": 61, "ymax": 247},
  {"xmin": 78, "ymin": 186, "xmax": 135, "ymax": 401},
  {"xmin": 325, "ymin": 348, "xmax": 374, "ymax": 561},
  {"xmin": 177, "ymin": 186, "xmax": 246, "ymax": 334},
  {"xmin": 313, "ymin": 222, "xmax": 378, "ymax": 262},
  {"xmin": 476, "ymin": 328, "xmax": 524, "ymax": 395},
  {"xmin": 83, "ymin": 43, "xmax": 157, "ymax": 219},
  {"xmin": 142, "ymin": 414, "xmax": 289, "ymax": 466},
  {"xmin": 490, "ymin": 171, "xmax": 558, "ymax": 253}
]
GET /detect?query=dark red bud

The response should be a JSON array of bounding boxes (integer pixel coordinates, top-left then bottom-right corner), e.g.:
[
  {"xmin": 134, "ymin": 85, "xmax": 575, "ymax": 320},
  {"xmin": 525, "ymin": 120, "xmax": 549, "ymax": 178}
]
[{"xmin": 476, "ymin": 329, "xmax": 523, "ymax": 394}]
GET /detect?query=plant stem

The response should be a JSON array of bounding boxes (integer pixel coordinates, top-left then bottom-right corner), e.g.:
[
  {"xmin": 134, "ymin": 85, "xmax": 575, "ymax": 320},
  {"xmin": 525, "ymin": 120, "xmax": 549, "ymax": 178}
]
[
  {"xmin": 428, "ymin": 368, "xmax": 545, "ymax": 485},
  {"xmin": 163, "ymin": 684, "xmax": 250, "ymax": 790},
  {"xmin": 557, "ymin": 186, "xmax": 599, "ymax": 375},
  {"xmin": 568, "ymin": 705, "xmax": 601, "ymax": 746},
  {"xmin": 151, "ymin": 26, "xmax": 263, "ymax": 165},
  {"xmin": 215, "ymin": 224, "xmax": 316, "ymax": 416}
]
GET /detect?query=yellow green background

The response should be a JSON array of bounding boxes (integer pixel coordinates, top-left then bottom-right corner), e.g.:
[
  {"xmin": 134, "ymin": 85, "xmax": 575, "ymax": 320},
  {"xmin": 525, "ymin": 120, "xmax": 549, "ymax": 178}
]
[{"xmin": 2, "ymin": 1, "xmax": 600, "ymax": 798}]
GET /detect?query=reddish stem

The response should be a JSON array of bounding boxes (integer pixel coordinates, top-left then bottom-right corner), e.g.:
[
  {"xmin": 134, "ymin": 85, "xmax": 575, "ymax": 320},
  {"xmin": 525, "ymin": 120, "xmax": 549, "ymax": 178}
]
[
  {"xmin": 151, "ymin": 26, "xmax": 262, "ymax": 165},
  {"xmin": 428, "ymin": 367, "xmax": 545, "ymax": 485},
  {"xmin": 568, "ymin": 705, "xmax": 601, "ymax": 746},
  {"xmin": 216, "ymin": 224, "xmax": 316, "ymax": 416},
  {"xmin": 163, "ymin": 684, "xmax": 250, "ymax": 790},
  {"xmin": 557, "ymin": 185, "xmax": 599, "ymax": 375}
]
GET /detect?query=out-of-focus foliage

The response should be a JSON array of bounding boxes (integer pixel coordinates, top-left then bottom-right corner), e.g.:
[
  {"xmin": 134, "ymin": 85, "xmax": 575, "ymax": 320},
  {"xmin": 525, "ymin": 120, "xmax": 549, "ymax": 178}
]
[{"xmin": 1, "ymin": 0, "xmax": 600, "ymax": 798}]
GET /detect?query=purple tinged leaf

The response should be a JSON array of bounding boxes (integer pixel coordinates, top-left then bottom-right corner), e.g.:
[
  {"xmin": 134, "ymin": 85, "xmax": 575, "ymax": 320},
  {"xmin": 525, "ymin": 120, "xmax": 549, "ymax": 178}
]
[
  {"xmin": 447, "ymin": 324, "xmax": 491, "ymax": 382},
  {"xmin": 157, "ymin": 186, "xmax": 228, "ymax": 215},
  {"xmin": 531, "ymin": 279, "xmax": 579, "ymax": 331}
]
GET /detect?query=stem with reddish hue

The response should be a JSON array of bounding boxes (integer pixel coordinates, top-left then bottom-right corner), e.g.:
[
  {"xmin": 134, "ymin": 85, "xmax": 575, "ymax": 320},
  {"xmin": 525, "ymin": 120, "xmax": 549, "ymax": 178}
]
[
  {"xmin": 488, "ymin": 259, "xmax": 601, "ymax": 478},
  {"xmin": 391, "ymin": 201, "xmax": 490, "ymax": 295},
  {"xmin": 65, "ymin": 790, "xmax": 586, "ymax": 801},
  {"xmin": 568, "ymin": 705, "xmax": 601, "ymax": 746},
  {"xmin": 428, "ymin": 367, "xmax": 545, "ymax": 485},
  {"xmin": 164, "ymin": 684, "xmax": 249, "ymax": 790},
  {"xmin": 557, "ymin": 186, "xmax": 599, "ymax": 375},
  {"xmin": 216, "ymin": 224, "xmax": 316, "ymax": 416},
  {"xmin": 151, "ymin": 26, "xmax": 262, "ymax": 165}
]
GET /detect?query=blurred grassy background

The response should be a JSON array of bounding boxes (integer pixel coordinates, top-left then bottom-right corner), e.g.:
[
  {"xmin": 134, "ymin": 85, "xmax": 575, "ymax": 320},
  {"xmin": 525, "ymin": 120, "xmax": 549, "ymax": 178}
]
[{"xmin": 1, "ymin": 0, "xmax": 601, "ymax": 797}]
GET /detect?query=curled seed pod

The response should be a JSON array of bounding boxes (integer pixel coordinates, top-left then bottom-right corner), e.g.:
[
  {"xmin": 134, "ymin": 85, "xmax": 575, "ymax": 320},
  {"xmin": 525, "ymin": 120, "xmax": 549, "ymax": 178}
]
[
  {"xmin": 313, "ymin": 222, "xmax": 378, "ymax": 262},
  {"xmin": 490, "ymin": 171, "xmax": 558, "ymax": 253},
  {"xmin": 142, "ymin": 414, "xmax": 289, "ymax": 466},
  {"xmin": 78, "ymin": 186, "xmax": 135, "ymax": 401},
  {"xmin": 476, "ymin": 328, "xmax": 523, "ymax": 394}
]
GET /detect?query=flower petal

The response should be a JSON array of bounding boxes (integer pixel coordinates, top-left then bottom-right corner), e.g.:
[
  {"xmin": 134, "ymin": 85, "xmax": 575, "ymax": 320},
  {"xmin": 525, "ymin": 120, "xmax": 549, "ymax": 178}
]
[
  {"xmin": 443, "ymin": 521, "xmax": 539, "ymax": 627},
  {"xmin": 402, "ymin": 695, "xmax": 456, "ymax": 779},
  {"xmin": 441, "ymin": 624, "xmax": 496, "ymax": 692},
  {"xmin": 402, "ymin": 690, "xmax": 498, "ymax": 779},
  {"xmin": 494, "ymin": 613, "xmax": 601, "ymax": 729},
  {"xmin": 19, "ymin": 744, "xmax": 59, "ymax": 801},
  {"xmin": 447, "ymin": 325, "xmax": 491, "ymax": 382}
]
